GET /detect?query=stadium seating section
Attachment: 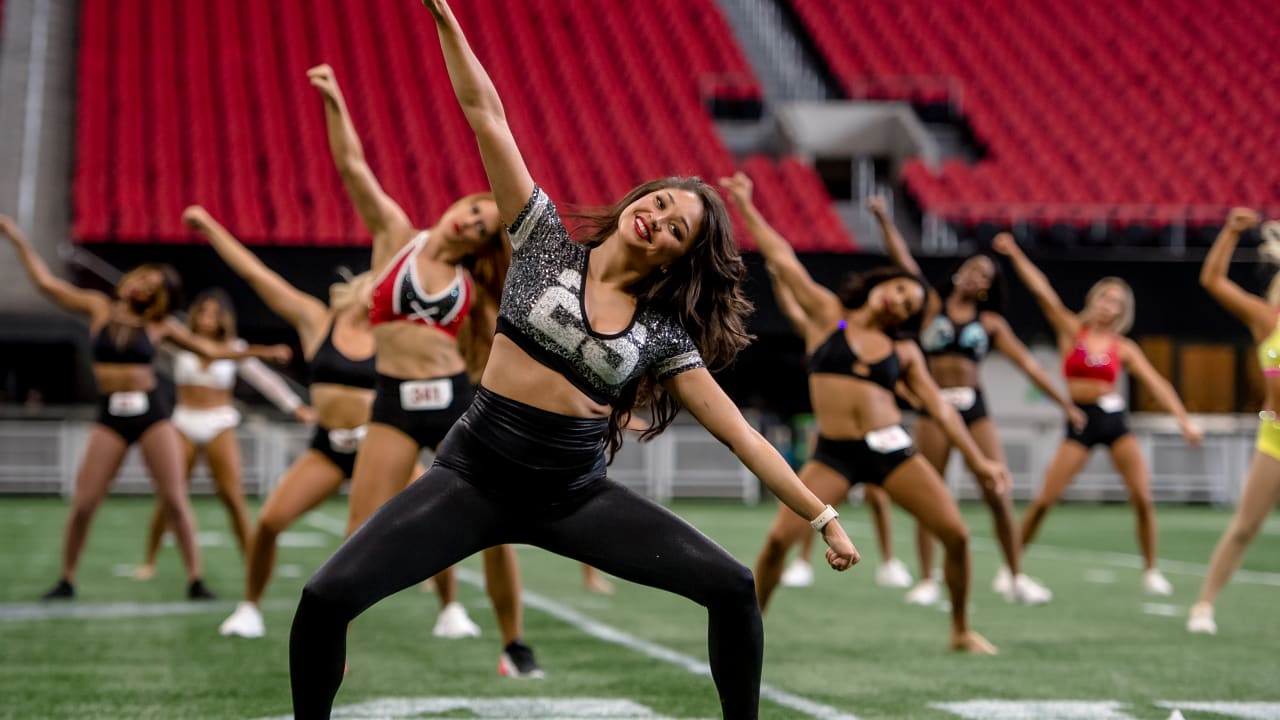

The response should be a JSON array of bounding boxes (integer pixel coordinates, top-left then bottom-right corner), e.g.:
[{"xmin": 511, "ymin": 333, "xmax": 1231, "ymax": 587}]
[
  {"xmin": 73, "ymin": 0, "xmax": 856, "ymax": 252},
  {"xmin": 790, "ymin": 0, "xmax": 1280, "ymax": 231}
]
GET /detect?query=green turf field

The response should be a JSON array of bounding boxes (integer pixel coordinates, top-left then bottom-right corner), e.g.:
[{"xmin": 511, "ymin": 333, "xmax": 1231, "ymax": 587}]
[{"xmin": 0, "ymin": 496, "xmax": 1276, "ymax": 719}]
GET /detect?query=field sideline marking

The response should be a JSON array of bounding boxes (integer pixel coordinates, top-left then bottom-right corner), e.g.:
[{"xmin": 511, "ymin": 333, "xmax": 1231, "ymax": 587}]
[
  {"xmin": 304, "ymin": 513, "xmax": 861, "ymax": 720},
  {"xmin": 842, "ymin": 521, "xmax": 1280, "ymax": 587},
  {"xmin": 0, "ymin": 600, "xmax": 231, "ymax": 622}
]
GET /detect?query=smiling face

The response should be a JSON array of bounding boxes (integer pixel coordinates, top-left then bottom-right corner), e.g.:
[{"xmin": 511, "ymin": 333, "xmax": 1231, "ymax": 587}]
[
  {"xmin": 117, "ymin": 268, "xmax": 164, "ymax": 305},
  {"xmin": 437, "ymin": 196, "xmax": 501, "ymax": 252},
  {"xmin": 868, "ymin": 277, "xmax": 926, "ymax": 326},
  {"xmin": 953, "ymin": 255, "xmax": 996, "ymax": 298},
  {"xmin": 619, "ymin": 188, "xmax": 704, "ymax": 270},
  {"xmin": 1086, "ymin": 281, "xmax": 1131, "ymax": 331}
]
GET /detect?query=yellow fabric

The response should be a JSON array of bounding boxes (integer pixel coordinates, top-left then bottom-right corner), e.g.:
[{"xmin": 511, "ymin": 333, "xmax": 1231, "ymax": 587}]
[
  {"xmin": 1256, "ymin": 415, "xmax": 1280, "ymax": 462},
  {"xmin": 1257, "ymin": 320, "xmax": 1280, "ymax": 374}
]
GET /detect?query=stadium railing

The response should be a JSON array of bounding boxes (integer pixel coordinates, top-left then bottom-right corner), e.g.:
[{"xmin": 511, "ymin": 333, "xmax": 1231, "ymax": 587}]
[{"xmin": 0, "ymin": 414, "xmax": 1251, "ymax": 505}]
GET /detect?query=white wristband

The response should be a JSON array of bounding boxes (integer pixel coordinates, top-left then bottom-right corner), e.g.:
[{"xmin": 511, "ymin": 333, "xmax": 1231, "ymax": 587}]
[{"xmin": 809, "ymin": 504, "xmax": 839, "ymax": 532}]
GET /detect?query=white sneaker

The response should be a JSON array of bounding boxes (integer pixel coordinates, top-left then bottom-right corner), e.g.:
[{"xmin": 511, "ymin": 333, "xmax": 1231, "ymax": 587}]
[
  {"xmin": 905, "ymin": 578, "xmax": 941, "ymax": 606},
  {"xmin": 1143, "ymin": 569, "xmax": 1173, "ymax": 596},
  {"xmin": 432, "ymin": 601, "xmax": 482, "ymax": 639},
  {"xmin": 991, "ymin": 565, "xmax": 1013, "ymax": 595},
  {"xmin": 1006, "ymin": 574, "xmax": 1053, "ymax": 605},
  {"xmin": 1186, "ymin": 602, "xmax": 1217, "ymax": 635},
  {"xmin": 218, "ymin": 602, "xmax": 265, "ymax": 638},
  {"xmin": 780, "ymin": 559, "xmax": 815, "ymax": 588},
  {"xmin": 875, "ymin": 558, "xmax": 914, "ymax": 588}
]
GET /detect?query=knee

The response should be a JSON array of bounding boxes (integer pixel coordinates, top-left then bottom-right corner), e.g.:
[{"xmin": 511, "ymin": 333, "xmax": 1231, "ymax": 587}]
[
  {"xmin": 935, "ymin": 522, "xmax": 970, "ymax": 556},
  {"xmin": 69, "ymin": 498, "xmax": 100, "ymax": 525},
  {"xmin": 761, "ymin": 520, "xmax": 803, "ymax": 562},
  {"xmin": 708, "ymin": 561, "xmax": 758, "ymax": 611},
  {"xmin": 258, "ymin": 510, "xmax": 287, "ymax": 538},
  {"xmin": 1228, "ymin": 517, "xmax": 1263, "ymax": 546},
  {"xmin": 298, "ymin": 573, "xmax": 355, "ymax": 625},
  {"xmin": 1129, "ymin": 492, "xmax": 1154, "ymax": 514},
  {"xmin": 1029, "ymin": 493, "xmax": 1057, "ymax": 513}
]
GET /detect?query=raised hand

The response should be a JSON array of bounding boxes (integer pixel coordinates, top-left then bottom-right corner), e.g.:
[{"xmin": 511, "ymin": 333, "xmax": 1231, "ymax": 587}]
[
  {"xmin": 717, "ymin": 172, "xmax": 754, "ymax": 208},
  {"xmin": 421, "ymin": 0, "xmax": 451, "ymax": 22},
  {"xmin": 306, "ymin": 64, "xmax": 342, "ymax": 103},
  {"xmin": 182, "ymin": 205, "xmax": 212, "ymax": 231},
  {"xmin": 991, "ymin": 231, "xmax": 1019, "ymax": 257},
  {"xmin": 0, "ymin": 214, "xmax": 27, "ymax": 244},
  {"xmin": 867, "ymin": 195, "xmax": 889, "ymax": 218},
  {"xmin": 1226, "ymin": 207, "xmax": 1260, "ymax": 234}
]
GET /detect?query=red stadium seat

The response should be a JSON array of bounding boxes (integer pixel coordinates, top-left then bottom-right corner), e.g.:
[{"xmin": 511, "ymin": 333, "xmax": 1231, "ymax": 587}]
[
  {"xmin": 73, "ymin": 0, "xmax": 855, "ymax": 251},
  {"xmin": 789, "ymin": 0, "xmax": 1280, "ymax": 229}
]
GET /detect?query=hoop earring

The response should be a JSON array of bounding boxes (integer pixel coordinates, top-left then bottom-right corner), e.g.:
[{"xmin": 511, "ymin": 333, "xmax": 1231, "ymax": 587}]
[{"xmin": 976, "ymin": 290, "xmax": 988, "ymax": 302}]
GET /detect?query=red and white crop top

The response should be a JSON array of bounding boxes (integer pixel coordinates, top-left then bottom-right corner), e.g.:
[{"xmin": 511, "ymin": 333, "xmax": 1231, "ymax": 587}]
[
  {"xmin": 1063, "ymin": 326, "xmax": 1120, "ymax": 385},
  {"xmin": 369, "ymin": 231, "xmax": 471, "ymax": 337}
]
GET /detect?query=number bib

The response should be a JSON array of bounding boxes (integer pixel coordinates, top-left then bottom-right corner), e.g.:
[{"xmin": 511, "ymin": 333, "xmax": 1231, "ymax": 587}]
[
  {"xmin": 1097, "ymin": 392, "xmax": 1126, "ymax": 413},
  {"xmin": 327, "ymin": 426, "xmax": 368, "ymax": 454},
  {"xmin": 865, "ymin": 425, "xmax": 913, "ymax": 454},
  {"xmin": 107, "ymin": 391, "xmax": 149, "ymax": 417},
  {"xmin": 939, "ymin": 386, "xmax": 977, "ymax": 412},
  {"xmin": 399, "ymin": 379, "xmax": 453, "ymax": 411}
]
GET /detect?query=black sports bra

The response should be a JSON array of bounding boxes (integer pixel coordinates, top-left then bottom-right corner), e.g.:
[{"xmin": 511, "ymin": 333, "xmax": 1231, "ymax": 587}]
[
  {"xmin": 808, "ymin": 321, "xmax": 900, "ymax": 393},
  {"xmin": 92, "ymin": 322, "xmax": 155, "ymax": 365},
  {"xmin": 309, "ymin": 320, "xmax": 376, "ymax": 390}
]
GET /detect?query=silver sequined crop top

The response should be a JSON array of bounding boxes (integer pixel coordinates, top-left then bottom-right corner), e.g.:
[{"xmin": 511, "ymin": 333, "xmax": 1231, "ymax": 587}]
[{"xmin": 495, "ymin": 187, "xmax": 705, "ymax": 405}]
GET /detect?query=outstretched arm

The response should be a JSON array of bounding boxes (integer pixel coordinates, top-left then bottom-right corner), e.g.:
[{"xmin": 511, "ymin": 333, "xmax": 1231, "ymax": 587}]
[
  {"xmin": 0, "ymin": 215, "xmax": 110, "ymax": 320},
  {"xmin": 766, "ymin": 261, "xmax": 813, "ymax": 338},
  {"xmin": 306, "ymin": 64, "xmax": 414, "ymax": 270},
  {"xmin": 237, "ymin": 355, "xmax": 306, "ymax": 415},
  {"xmin": 182, "ymin": 206, "xmax": 328, "ymax": 347},
  {"xmin": 160, "ymin": 318, "xmax": 292, "ymax": 364},
  {"xmin": 1120, "ymin": 339, "xmax": 1202, "ymax": 446},
  {"xmin": 423, "ymin": 0, "xmax": 533, "ymax": 225},
  {"xmin": 1200, "ymin": 208, "xmax": 1272, "ymax": 340},
  {"xmin": 987, "ymin": 313, "xmax": 1086, "ymax": 430},
  {"xmin": 868, "ymin": 196, "xmax": 939, "ymax": 317},
  {"xmin": 900, "ymin": 342, "xmax": 1010, "ymax": 494},
  {"xmin": 992, "ymin": 232, "xmax": 1079, "ymax": 339},
  {"xmin": 720, "ymin": 173, "xmax": 840, "ymax": 329},
  {"xmin": 868, "ymin": 196, "xmax": 922, "ymax": 277},
  {"xmin": 666, "ymin": 368, "xmax": 859, "ymax": 570}
]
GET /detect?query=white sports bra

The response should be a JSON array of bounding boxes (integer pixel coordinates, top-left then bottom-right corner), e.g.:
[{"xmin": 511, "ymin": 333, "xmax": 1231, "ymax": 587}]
[{"xmin": 173, "ymin": 347, "xmax": 240, "ymax": 390}]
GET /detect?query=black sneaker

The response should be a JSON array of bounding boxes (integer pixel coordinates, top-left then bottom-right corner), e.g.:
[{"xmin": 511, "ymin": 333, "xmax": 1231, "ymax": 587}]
[
  {"xmin": 187, "ymin": 579, "xmax": 217, "ymax": 600},
  {"xmin": 498, "ymin": 639, "xmax": 545, "ymax": 679},
  {"xmin": 40, "ymin": 579, "xmax": 75, "ymax": 601}
]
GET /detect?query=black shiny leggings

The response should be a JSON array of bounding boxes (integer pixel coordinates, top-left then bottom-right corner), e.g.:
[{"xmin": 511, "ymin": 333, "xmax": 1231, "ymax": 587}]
[{"xmin": 289, "ymin": 388, "xmax": 763, "ymax": 719}]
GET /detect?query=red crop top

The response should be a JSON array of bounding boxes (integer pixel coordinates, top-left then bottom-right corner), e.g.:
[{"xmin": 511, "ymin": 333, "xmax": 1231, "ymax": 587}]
[
  {"xmin": 369, "ymin": 231, "xmax": 471, "ymax": 338},
  {"xmin": 1063, "ymin": 326, "xmax": 1120, "ymax": 385}
]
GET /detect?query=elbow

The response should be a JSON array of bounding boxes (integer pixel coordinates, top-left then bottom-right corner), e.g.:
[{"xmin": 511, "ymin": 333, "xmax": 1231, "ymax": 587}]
[{"xmin": 336, "ymin": 156, "xmax": 368, "ymax": 178}]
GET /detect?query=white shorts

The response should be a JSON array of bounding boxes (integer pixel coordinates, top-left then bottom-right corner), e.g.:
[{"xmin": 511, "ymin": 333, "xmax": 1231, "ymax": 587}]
[{"xmin": 172, "ymin": 405, "xmax": 242, "ymax": 446}]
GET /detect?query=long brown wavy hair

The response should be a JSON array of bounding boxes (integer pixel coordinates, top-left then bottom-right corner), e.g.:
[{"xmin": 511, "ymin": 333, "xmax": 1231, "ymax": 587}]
[
  {"xmin": 571, "ymin": 177, "xmax": 754, "ymax": 459},
  {"xmin": 451, "ymin": 192, "xmax": 512, "ymax": 381}
]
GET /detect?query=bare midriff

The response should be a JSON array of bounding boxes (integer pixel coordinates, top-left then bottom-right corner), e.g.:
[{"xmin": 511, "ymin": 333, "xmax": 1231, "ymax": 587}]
[
  {"xmin": 809, "ymin": 374, "xmax": 903, "ymax": 440},
  {"xmin": 372, "ymin": 322, "xmax": 466, "ymax": 380},
  {"xmin": 311, "ymin": 383, "xmax": 374, "ymax": 430},
  {"xmin": 176, "ymin": 385, "xmax": 233, "ymax": 409},
  {"xmin": 926, "ymin": 354, "xmax": 980, "ymax": 390},
  {"xmin": 479, "ymin": 335, "xmax": 612, "ymax": 419},
  {"xmin": 93, "ymin": 363, "xmax": 156, "ymax": 395}
]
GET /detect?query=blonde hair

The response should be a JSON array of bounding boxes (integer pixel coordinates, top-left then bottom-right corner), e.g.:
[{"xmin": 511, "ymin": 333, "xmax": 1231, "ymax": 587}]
[
  {"xmin": 1080, "ymin": 276, "xmax": 1135, "ymax": 334},
  {"xmin": 1259, "ymin": 221, "xmax": 1280, "ymax": 306},
  {"xmin": 329, "ymin": 271, "xmax": 374, "ymax": 312}
]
